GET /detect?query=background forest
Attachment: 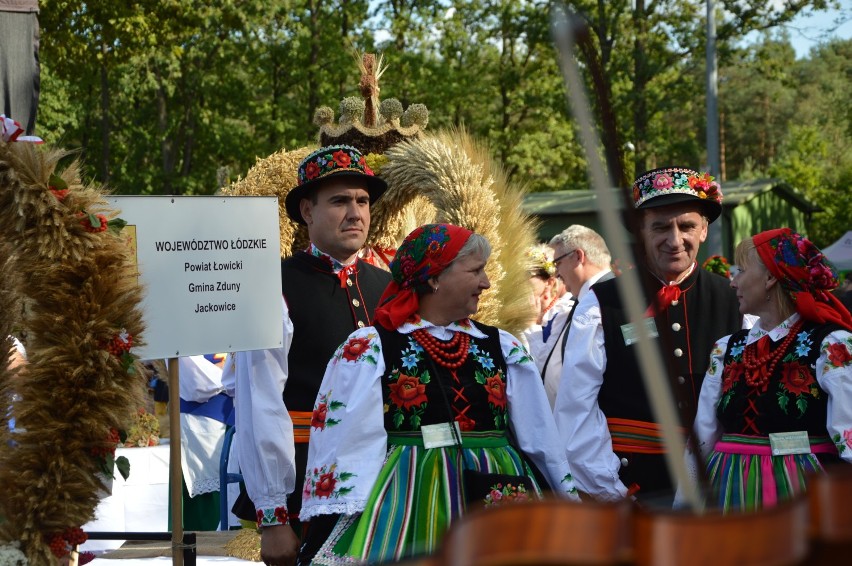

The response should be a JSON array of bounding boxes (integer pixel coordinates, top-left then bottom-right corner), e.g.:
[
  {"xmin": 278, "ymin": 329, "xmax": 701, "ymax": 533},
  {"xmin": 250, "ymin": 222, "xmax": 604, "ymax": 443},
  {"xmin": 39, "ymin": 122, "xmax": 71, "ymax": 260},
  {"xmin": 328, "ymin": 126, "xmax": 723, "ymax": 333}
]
[{"xmin": 35, "ymin": 0, "xmax": 851, "ymax": 247}]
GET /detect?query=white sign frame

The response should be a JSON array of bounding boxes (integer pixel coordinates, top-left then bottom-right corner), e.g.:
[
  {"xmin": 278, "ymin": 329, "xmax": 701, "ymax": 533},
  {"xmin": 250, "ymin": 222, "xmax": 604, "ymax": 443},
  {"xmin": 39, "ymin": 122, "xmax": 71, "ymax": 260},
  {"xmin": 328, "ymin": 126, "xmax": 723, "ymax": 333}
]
[{"xmin": 110, "ymin": 195, "xmax": 283, "ymax": 360}]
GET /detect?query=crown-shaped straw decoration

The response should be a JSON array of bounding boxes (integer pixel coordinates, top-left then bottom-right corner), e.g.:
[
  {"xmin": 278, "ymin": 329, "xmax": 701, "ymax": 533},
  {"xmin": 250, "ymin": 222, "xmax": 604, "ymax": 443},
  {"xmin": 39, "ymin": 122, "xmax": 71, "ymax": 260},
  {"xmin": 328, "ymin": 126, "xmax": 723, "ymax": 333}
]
[{"xmin": 314, "ymin": 53, "xmax": 429, "ymax": 157}]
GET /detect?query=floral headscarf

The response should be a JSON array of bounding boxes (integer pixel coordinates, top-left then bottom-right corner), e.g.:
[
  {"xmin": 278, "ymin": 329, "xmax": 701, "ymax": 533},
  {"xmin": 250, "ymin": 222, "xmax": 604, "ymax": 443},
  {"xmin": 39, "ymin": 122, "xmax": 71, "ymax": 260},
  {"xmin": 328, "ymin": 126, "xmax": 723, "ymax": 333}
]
[
  {"xmin": 754, "ymin": 228, "xmax": 852, "ymax": 331},
  {"xmin": 373, "ymin": 223, "xmax": 473, "ymax": 330}
]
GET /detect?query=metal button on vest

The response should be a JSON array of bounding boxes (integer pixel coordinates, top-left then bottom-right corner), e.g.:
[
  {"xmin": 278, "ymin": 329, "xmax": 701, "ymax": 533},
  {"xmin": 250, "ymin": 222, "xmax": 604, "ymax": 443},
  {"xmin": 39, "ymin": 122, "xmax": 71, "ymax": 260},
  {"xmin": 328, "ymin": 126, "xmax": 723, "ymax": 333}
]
[
  {"xmin": 357, "ymin": 321, "xmax": 365, "ymax": 328},
  {"xmin": 671, "ymin": 322, "xmax": 682, "ymax": 331},
  {"xmin": 677, "ymin": 375, "xmax": 686, "ymax": 384},
  {"xmin": 620, "ymin": 457, "xmax": 629, "ymax": 467},
  {"xmin": 673, "ymin": 348, "xmax": 683, "ymax": 357},
  {"xmin": 346, "ymin": 278, "xmax": 353, "ymax": 287},
  {"xmin": 352, "ymin": 298, "xmax": 360, "ymax": 307}
]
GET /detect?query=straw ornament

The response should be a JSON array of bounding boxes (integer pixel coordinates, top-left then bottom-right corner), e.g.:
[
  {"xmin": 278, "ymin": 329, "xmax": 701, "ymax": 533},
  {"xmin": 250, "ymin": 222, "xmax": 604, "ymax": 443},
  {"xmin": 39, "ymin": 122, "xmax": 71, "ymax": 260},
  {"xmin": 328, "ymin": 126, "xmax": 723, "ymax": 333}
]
[
  {"xmin": 0, "ymin": 138, "xmax": 147, "ymax": 564},
  {"xmin": 223, "ymin": 54, "xmax": 538, "ymax": 336}
]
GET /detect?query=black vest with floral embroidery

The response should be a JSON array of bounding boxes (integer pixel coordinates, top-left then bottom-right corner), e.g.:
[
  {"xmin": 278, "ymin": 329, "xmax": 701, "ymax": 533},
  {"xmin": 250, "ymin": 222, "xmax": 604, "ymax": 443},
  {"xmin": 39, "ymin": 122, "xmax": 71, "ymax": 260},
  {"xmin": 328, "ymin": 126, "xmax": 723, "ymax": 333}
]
[
  {"xmin": 375, "ymin": 324, "xmax": 509, "ymax": 433},
  {"xmin": 717, "ymin": 322, "xmax": 839, "ymax": 436}
]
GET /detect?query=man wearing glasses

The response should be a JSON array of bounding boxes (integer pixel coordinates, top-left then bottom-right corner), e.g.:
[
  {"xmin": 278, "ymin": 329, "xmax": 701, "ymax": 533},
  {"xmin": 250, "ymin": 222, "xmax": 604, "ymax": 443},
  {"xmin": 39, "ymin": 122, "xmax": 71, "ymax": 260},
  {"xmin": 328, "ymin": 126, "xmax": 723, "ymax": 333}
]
[
  {"xmin": 531, "ymin": 225, "xmax": 613, "ymax": 408},
  {"xmin": 553, "ymin": 167, "xmax": 741, "ymax": 506}
]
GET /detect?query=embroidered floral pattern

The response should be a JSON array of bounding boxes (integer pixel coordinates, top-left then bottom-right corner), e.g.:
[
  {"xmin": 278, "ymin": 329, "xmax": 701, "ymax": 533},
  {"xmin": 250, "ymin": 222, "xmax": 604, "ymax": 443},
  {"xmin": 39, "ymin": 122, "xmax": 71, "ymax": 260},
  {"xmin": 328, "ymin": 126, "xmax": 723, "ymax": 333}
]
[
  {"xmin": 761, "ymin": 230, "xmax": 839, "ymax": 296},
  {"xmin": 297, "ymin": 144, "xmax": 374, "ymax": 185},
  {"xmin": 387, "ymin": 337, "xmax": 432, "ymax": 429},
  {"xmin": 256, "ymin": 506, "xmax": 289, "ymax": 527},
  {"xmin": 342, "ymin": 336, "xmax": 372, "ymax": 361},
  {"xmin": 632, "ymin": 167, "xmax": 722, "ymax": 209},
  {"xmin": 834, "ymin": 429, "xmax": 852, "ymax": 454},
  {"xmin": 504, "ymin": 340, "xmax": 533, "ymax": 365},
  {"xmin": 719, "ymin": 328, "xmax": 823, "ymax": 417},
  {"xmin": 311, "ymin": 391, "xmax": 345, "ymax": 430},
  {"xmin": 561, "ymin": 473, "xmax": 579, "ymax": 495},
  {"xmin": 825, "ymin": 340, "xmax": 852, "ymax": 369},
  {"xmin": 333, "ymin": 331, "xmax": 379, "ymax": 365},
  {"xmin": 389, "ymin": 372, "xmax": 429, "ymax": 410},
  {"xmin": 484, "ymin": 482, "xmax": 529, "ymax": 507},
  {"xmin": 475, "ymin": 368, "xmax": 508, "ymax": 428},
  {"xmin": 304, "ymin": 463, "xmax": 356, "ymax": 499},
  {"xmin": 385, "ymin": 330, "xmax": 511, "ymax": 432},
  {"xmin": 390, "ymin": 224, "xmax": 453, "ymax": 290}
]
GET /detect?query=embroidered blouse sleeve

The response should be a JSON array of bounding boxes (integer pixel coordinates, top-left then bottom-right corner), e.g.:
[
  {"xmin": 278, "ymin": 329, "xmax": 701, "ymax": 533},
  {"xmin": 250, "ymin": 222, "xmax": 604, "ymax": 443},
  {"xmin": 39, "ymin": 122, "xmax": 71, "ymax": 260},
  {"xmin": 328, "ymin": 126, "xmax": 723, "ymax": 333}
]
[
  {"xmin": 500, "ymin": 329, "xmax": 580, "ymax": 501},
  {"xmin": 553, "ymin": 292, "xmax": 627, "ymax": 501},
  {"xmin": 816, "ymin": 330, "xmax": 852, "ymax": 463},
  {"xmin": 693, "ymin": 335, "xmax": 730, "ymax": 460},
  {"xmin": 300, "ymin": 327, "xmax": 388, "ymax": 520},
  {"xmin": 234, "ymin": 296, "xmax": 296, "ymax": 524}
]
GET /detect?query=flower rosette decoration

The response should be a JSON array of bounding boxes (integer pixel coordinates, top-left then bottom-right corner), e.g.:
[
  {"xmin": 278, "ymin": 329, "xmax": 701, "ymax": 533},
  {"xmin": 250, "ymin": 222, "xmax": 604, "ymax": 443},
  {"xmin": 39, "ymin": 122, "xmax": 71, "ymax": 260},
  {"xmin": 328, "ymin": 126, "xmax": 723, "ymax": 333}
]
[
  {"xmin": 688, "ymin": 172, "xmax": 721, "ymax": 202},
  {"xmin": 0, "ymin": 130, "xmax": 146, "ymax": 563},
  {"xmin": 526, "ymin": 244, "xmax": 556, "ymax": 277},
  {"xmin": 702, "ymin": 254, "xmax": 731, "ymax": 278}
]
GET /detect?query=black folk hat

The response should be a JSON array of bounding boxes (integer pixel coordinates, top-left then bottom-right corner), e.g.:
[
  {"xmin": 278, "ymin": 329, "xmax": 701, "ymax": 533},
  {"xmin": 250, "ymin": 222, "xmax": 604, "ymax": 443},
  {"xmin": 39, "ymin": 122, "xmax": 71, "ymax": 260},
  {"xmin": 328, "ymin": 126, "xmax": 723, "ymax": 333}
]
[
  {"xmin": 285, "ymin": 144, "xmax": 387, "ymax": 225},
  {"xmin": 631, "ymin": 166, "xmax": 723, "ymax": 223}
]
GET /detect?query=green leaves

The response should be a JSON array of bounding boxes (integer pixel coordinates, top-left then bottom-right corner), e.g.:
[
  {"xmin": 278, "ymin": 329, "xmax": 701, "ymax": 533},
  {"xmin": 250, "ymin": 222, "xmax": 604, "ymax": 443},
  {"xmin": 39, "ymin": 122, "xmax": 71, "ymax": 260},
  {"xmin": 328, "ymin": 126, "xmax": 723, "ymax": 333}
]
[
  {"xmin": 115, "ymin": 455, "xmax": 131, "ymax": 481},
  {"xmin": 34, "ymin": 0, "xmax": 848, "ymax": 240}
]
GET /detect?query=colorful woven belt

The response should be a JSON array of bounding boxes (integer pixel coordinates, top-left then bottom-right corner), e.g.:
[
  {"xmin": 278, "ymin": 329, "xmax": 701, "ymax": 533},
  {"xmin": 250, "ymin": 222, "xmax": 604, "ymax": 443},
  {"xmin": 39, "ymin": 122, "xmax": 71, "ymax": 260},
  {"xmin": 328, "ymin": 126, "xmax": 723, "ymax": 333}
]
[
  {"xmin": 290, "ymin": 411, "xmax": 312, "ymax": 444},
  {"xmin": 607, "ymin": 417, "xmax": 685, "ymax": 454}
]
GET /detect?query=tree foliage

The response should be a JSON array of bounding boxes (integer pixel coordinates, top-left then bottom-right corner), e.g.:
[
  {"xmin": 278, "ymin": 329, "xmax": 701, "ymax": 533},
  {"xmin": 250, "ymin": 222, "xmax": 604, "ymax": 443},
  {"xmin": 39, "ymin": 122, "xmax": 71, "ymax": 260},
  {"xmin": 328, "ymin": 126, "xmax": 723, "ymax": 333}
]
[{"xmin": 33, "ymin": 0, "xmax": 849, "ymax": 243}]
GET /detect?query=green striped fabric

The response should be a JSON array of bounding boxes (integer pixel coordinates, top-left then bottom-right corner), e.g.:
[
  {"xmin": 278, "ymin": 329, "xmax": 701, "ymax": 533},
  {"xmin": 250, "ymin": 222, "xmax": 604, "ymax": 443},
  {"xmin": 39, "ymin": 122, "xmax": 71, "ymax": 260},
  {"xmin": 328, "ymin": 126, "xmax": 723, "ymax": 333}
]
[{"xmin": 320, "ymin": 438, "xmax": 540, "ymax": 564}]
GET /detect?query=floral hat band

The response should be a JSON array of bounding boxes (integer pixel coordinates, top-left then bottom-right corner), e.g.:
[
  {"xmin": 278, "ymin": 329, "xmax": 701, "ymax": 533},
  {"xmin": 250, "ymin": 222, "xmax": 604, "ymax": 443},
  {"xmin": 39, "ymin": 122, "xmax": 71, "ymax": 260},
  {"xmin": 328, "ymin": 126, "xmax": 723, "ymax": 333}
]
[
  {"xmin": 754, "ymin": 227, "xmax": 852, "ymax": 331},
  {"xmin": 631, "ymin": 166, "xmax": 722, "ymax": 223},
  {"xmin": 374, "ymin": 223, "xmax": 473, "ymax": 330},
  {"xmin": 298, "ymin": 144, "xmax": 372, "ymax": 185},
  {"xmin": 284, "ymin": 144, "xmax": 387, "ymax": 225}
]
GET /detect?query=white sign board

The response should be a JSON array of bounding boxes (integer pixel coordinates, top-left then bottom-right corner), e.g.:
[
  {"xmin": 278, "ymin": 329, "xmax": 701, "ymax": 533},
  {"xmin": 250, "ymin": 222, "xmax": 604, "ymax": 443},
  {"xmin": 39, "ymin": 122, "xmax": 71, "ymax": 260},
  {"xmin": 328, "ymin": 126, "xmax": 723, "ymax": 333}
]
[{"xmin": 110, "ymin": 196, "xmax": 283, "ymax": 360}]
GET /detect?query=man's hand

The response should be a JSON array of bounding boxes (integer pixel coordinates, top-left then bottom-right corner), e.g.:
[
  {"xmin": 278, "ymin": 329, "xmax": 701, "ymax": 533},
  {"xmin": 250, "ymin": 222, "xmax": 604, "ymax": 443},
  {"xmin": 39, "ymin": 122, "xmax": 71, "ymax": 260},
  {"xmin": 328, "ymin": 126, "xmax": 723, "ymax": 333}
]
[{"xmin": 261, "ymin": 524, "xmax": 300, "ymax": 566}]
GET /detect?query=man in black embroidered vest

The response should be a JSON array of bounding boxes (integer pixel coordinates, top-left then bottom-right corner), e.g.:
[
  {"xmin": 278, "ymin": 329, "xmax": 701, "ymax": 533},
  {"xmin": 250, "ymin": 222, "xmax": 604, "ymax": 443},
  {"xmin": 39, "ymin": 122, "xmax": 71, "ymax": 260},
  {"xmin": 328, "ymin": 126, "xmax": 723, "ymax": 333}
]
[
  {"xmin": 553, "ymin": 167, "xmax": 741, "ymax": 506},
  {"xmin": 231, "ymin": 145, "xmax": 391, "ymax": 566}
]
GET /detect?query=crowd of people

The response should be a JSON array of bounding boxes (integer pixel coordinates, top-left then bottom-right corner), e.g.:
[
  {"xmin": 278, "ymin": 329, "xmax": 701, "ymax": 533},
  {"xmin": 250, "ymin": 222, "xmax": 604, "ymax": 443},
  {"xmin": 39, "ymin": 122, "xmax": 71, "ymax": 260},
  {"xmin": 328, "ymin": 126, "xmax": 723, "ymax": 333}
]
[{"xmin": 214, "ymin": 150, "xmax": 852, "ymax": 566}]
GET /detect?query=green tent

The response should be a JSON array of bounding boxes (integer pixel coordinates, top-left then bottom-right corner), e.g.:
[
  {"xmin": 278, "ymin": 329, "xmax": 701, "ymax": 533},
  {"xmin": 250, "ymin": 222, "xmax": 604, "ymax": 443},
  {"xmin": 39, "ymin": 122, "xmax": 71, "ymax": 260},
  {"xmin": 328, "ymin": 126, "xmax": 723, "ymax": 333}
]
[{"xmin": 522, "ymin": 178, "xmax": 820, "ymax": 263}]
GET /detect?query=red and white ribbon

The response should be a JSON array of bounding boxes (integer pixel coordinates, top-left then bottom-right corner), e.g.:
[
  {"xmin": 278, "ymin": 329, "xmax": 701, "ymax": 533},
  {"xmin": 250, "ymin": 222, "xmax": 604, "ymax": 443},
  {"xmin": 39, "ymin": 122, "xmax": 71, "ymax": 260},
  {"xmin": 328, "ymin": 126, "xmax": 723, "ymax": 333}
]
[{"xmin": 1, "ymin": 115, "xmax": 43, "ymax": 143}]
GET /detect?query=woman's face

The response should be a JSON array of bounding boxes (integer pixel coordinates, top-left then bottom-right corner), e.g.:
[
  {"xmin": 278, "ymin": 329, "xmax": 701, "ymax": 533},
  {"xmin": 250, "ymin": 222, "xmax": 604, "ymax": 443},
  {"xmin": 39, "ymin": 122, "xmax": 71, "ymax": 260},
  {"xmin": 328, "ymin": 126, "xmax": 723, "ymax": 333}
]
[
  {"xmin": 730, "ymin": 251, "xmax": 773, "ymax": 317},
  {"xmin": 434, "ymin": 253, "xmax": 491, "ymax": 320}
]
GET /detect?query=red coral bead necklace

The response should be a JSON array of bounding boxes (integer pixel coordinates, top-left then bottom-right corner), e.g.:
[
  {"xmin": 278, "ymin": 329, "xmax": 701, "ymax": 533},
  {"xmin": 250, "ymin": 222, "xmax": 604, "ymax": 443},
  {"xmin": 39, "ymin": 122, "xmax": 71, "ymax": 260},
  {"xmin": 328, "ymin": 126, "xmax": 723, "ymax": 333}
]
[
  {"xmin": 413, "ymin": 329, "xmax": 470, "ymax": 369},
  {"xmin": 742, "ymin": 319, "xmax": 804, "ymax": 389}
]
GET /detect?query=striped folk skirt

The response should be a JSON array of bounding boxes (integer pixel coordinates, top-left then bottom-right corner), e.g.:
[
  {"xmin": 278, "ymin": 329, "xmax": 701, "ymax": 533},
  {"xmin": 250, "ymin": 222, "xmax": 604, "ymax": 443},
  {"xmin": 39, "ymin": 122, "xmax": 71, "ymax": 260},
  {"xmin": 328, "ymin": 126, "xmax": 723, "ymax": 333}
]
[
  {"xmin": 312, "ymin": 431, "xmax": 541, "ymax": 565},
  {"xmin": 706, "ymin": 433, "xmax": 837, "ymax": 512}
]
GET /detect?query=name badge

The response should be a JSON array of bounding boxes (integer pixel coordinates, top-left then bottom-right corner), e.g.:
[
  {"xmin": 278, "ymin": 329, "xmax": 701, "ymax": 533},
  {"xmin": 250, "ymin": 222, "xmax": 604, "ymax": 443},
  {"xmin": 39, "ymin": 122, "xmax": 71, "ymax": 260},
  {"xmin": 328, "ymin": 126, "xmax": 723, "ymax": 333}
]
[
  {"xmin": 620, "ymin": 318, "xmax": 659, "ymax": 346},
  {"xmin": 769, "ymin": 431, "xmax": 811, "ymax": 456},
  {"xmin": 422, "ymin": 422, "xmax": 461, "ymax": 449}
]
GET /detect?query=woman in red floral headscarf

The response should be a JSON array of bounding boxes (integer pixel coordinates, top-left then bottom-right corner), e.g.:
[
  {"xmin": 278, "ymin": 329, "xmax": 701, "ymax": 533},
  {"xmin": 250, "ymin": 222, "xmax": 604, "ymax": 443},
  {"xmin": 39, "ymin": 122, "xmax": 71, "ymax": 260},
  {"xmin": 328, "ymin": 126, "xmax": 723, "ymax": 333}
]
[
  {"xmin": 690, "ymin": 228, "xmax": 852, "ymax": 512},
  {"xmin": 297, "ymin": 223, "xmax": 579, "ymax": 565}
]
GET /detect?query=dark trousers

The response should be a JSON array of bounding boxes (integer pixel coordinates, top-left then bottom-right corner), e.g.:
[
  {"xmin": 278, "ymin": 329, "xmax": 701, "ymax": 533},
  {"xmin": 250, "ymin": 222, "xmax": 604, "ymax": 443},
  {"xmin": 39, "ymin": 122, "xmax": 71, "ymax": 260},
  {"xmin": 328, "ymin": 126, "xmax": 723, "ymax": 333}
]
[{"xmin": 0, "ymin": 11, "xmax": 40, "ymax": 134}]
